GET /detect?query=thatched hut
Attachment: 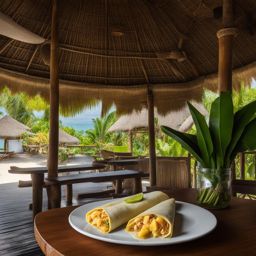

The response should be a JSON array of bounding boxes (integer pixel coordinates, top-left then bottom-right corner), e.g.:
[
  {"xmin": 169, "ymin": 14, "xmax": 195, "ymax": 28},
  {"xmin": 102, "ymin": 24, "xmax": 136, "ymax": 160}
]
[
  {"xmin": 109, "ymin": 102, "xmax": 208, "ymax": 133},
  {"xmin": 59, "ymin": 129, "xmax": 79, "ymax": 145},
  {"xmin": 0, "ymin": 115, "xmax": 30, "ymax": 151},
  {"xmin": 0, "ymin": 0, "xmax": 255, "ymax": 206},
  {"xmin": 109, "ymin": 103, "xmax": 208, "ymax": 153}
]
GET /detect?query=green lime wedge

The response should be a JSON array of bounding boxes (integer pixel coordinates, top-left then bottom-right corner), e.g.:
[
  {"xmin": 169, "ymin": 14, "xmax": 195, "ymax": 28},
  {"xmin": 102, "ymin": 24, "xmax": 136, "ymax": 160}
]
[{"xmin": 124, "ymin": 193, "xmax": 144, "ymax": 203}]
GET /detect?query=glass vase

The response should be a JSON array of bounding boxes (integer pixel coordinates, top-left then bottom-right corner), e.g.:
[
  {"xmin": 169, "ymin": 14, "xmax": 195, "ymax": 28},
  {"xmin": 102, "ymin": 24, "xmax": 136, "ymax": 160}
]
[{"xmin": 196, "ymin": 167, "xmax": 231, "ymax": 209}]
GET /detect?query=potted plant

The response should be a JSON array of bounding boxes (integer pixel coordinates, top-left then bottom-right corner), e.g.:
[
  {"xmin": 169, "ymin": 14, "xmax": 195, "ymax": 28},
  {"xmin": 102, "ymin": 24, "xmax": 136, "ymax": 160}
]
[{"xmin": 162, "ymin": 92, "xmax": 256, "ymax": 208}]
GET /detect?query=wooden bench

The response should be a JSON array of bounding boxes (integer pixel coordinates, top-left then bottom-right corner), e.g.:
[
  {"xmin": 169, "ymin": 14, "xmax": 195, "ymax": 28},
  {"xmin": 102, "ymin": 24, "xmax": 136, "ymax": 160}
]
[
  {"xmin": 9, "ymin": 164, "xmax": 106, "ymax": 218},
  {"xmin": 45, "ymin": 170, "xmax": 143, "ymax": 206},
  {"xmin": 232, "ymin": 180, "xmax": 256, "ymax": 199}
]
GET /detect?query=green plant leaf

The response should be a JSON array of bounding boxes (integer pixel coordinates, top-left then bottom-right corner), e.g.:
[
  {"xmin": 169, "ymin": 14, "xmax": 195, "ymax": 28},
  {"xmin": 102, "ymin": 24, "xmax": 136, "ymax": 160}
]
[
  {"xmin": 236, "ymin": 118, "xmax": 256, "ymax": 152},
  {"xmin": 209, "ymin": 92, "xmax": 233, "ymax": 168},
  {"xmin": 226, "ymin": 100, "xmax": 256, "ymax": 165},
  {"xmin": 161, "ymin": 126, "xmax": 204, "ymax": 165},
  {"xmin": 188, "ymin": 102, "xmax": 213, "ymax": 167}
]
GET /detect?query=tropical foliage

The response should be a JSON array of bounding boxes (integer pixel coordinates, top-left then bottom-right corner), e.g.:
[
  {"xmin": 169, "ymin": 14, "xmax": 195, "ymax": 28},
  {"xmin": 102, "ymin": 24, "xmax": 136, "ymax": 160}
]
[
  {"xmin": 0, "ymin": 88, "xmax": 34, "ymax": 124},
  {"xmin": 85, "ymin": 111, "xmax": 116, "ymax": 146},
  {"xmin": 156, "ymin": 137, "xmax": 187, "ymax": 157},
  {"xmin": 162, "ymin": 91, "xmax": 256, "ymax": 169},
  {"xmin": 23, "ymin": 132, "xmax": 48, "ymax": 146}
]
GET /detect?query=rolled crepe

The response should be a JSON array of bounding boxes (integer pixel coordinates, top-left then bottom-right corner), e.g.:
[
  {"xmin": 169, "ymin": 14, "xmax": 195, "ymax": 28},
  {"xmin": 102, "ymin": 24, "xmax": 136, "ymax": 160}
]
[
  {"xmin": 126, "ymin": 198, "xmax": 175, "ymax": 239},
  {"xmin": 85, "ymin": 191, "xmax": 169, "ymax": 233}
]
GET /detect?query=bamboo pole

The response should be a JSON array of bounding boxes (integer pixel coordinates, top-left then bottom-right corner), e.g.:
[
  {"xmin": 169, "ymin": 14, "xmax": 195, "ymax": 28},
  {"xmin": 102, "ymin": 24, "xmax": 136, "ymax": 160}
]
[
  {"xmin": 147, "ymin": 87, "xmax": 157, "ymax": 186},
  {"xmin": 217, "ymin": 0, "xmax": 237, "ymax": 92},
  {"xmin": 48, "ymin": 0, "xmax": 60, "ymax": 208}
]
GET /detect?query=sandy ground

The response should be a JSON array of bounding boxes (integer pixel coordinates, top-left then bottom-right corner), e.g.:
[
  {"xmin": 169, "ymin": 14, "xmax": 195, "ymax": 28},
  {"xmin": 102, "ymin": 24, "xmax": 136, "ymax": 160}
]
[{"xmin": 0, "ymin": 153, "xmax": 94, "ymax": 184}]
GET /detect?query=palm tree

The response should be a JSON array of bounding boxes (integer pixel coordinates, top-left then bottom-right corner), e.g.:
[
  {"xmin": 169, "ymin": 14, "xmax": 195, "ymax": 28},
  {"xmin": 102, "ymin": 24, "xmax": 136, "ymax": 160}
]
[
  {"xmin": 0, "ymin": 89, "xmax": 34, "ymax": 125},
  {"xmin": 85, "ymin": 111, "xmax": 116, "ymax": 147}
]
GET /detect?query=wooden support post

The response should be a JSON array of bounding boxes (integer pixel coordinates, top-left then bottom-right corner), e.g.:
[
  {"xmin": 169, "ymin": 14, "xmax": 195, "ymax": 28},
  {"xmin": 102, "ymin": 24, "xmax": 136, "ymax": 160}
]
[
  {"xmin": 31, "ymin": 173, "xmax": 44, "ymax": 218},
  {"xmin": 115, "ymin": 179, "xmax": 123, "ymax": 195},
  {"xmin": 240, "ymin": 152, "xmax": 245, "ymax": 179},
  {"xmin": 217, "ymin": 0, "xmax": 237, "ymax": 92},
  {"xmin": 4, "ymin": 138, "xmax": 8, "ymax": 151},
  {"xmin": 231, "ymin": 160, "xmax": 236, "ymax": 197},
  {"xmin": 48, "ymin": 0, "xmax": 60, "ymax": 208},
  {"xmin": 134, "ymin": 176, "xmax": 142, "ymax": 193},
  {"xmin": 254, "ymin": 154, "xmax": 256, "ymax": 180},
  {"xmin": 128, "ymin": 130, "xmax": 133, "ymax": 154},
  {"xmin": 66, "ymin": 184, "xmax": 73, "ymax": 206},
  {"xmin": 46, "ymin": 187, "xmax": 51, "ymax": 210},
  {"xmin": 147, "ymin": 87, "xmax": 157, "ymax": 186}
]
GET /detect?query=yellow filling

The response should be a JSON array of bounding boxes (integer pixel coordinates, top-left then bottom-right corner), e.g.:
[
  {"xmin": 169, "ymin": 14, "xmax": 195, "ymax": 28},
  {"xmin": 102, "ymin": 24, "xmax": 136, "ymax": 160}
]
[
  {"xmin": 87, "ymin": 209, "xmax": 110, "ymax": 233},
  {"xmin": 127, "ymin": 214, "xmax": 169, "ymax": 239}
]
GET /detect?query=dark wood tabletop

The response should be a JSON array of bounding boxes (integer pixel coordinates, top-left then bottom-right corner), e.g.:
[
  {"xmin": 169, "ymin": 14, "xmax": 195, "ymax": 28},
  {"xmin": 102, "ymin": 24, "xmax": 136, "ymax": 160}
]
[
  {"xmin": 34, "ymin": 189, "xmax": 256, "ymax": 256},
  {"xmin": 108, "ymin": 158, "xmax": 144, "ymax": 165},
  {"xmin": 96, "ymin": 158, "xmax": 147, "ymax": 166},
  {"xmin": 8, "ymin": 163, "xmax": 106, "ymax": 174}
]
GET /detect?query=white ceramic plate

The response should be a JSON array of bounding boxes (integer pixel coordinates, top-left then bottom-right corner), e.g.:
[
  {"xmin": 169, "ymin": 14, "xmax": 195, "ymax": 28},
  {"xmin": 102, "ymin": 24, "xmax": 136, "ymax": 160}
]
[{"xmin": 69, "ymin": 199, "xmax": 217, "ymax": 246}]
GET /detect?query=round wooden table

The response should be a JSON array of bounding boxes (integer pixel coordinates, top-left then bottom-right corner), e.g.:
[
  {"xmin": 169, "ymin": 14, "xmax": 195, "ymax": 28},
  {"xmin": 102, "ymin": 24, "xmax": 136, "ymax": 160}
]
[{"xmin": 34, "ymin": 189, "xmax": 256, "ymax": 256}]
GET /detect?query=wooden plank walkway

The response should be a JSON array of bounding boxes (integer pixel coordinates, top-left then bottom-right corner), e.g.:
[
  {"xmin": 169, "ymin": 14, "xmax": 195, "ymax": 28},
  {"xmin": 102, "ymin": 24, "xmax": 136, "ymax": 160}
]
[
  {"xmin": 0, "ymin": 182, "xmax": 113, "ymax": 256},
  {"xmin": 0, "ymin": 183, "xmax": 44, "ymax": 256}
]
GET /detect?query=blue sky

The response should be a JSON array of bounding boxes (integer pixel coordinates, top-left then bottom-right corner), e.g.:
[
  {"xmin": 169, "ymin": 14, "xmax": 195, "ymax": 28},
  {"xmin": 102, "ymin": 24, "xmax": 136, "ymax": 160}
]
[{"xmin": 60, "ymin": 103, "xmax": 102, "ymax": 130}]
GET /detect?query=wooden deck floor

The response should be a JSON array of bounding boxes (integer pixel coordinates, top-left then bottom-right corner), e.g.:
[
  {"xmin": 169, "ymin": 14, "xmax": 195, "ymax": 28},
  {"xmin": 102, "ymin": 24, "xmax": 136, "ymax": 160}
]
[{"xmin": 0, "ymin": 182, "xmax": 113, "ymax": 256}]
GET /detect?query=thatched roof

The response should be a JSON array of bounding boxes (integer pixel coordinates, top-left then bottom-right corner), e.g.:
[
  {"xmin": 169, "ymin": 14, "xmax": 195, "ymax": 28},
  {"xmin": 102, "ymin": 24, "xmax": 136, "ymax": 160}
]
[
  {"xmin": 109, "ymin": 109, "xmax": 149, "ymax": 132},
  {"xmin": 109, "ymin": 102, "xmax": 208, "ymax": 132},
  {"xmin": 158, "ymin": 102, "xmax": 208, "ymax": 132},
  {"xmin": 0, "ymin": 115, "xmax": 30, "ymax": 139},
  {"xmin": 1, "ymin": 0, "xmax": 256, "ymax": 114},
  {"xmin": 59, "ymin": 129, "xmax": 79, "ymax": 145}
]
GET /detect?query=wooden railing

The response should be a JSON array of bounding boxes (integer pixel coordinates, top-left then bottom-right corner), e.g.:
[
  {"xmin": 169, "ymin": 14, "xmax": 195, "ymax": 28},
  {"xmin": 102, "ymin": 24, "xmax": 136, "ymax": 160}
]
[{"xmin": 232, "ymin": 151, "xmax": 256, "ymax": 199}]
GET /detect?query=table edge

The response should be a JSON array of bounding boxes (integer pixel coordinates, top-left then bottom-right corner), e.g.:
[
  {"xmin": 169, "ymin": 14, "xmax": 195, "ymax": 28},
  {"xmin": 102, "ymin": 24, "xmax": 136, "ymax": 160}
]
[{"xmin": 8, "ymin": 164, "xmax": 106, "ymax": 174}]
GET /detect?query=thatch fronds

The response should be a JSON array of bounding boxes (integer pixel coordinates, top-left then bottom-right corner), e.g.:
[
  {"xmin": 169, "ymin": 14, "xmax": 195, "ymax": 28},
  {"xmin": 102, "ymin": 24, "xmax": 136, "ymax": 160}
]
[
  {"xmin": 59, "ymin": 129, "xmax": 79, "ymax": 144},
  {"xmin": 0, "ymin": 115, "xmax": 30, "ymax": 139},
  {"xmin": 1, "ymin": 61, "xmax": 255, "ymax": 116},
  {"xmin": 109, "ymin": 102, "xmax": 208, "ymax": 132},
  {"xmin": 0, "ymin": 67, "xmax": 203, "ymax": 115}
]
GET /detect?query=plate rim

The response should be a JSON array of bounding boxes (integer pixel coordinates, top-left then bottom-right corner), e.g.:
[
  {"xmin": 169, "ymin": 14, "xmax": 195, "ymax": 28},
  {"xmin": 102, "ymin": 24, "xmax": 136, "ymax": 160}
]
[{"xmin": 68, "ymin": 199, "xmax": 217, "ymax": 246}]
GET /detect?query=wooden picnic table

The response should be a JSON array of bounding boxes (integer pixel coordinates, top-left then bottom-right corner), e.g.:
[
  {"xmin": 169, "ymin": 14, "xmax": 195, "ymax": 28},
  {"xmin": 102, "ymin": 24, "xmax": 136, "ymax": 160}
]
[
  {"xmin": 34, "ymin": 188, "xmax": 256, "ymax": 256},
  {"xmin": 8, "ymin": 163, "xmax": 105, "ymax": 217},
  {"xmin": 96, "ymin": 158, "xmax": 147, "ymax": 169},
  {"xmin": 109, "ymin": 158, "xmax": 145, "ymax": 166}
]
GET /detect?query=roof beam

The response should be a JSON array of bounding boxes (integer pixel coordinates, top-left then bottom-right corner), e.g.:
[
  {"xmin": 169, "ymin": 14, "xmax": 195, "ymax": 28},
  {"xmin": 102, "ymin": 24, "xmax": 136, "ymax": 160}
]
[
  {"xmin": 59, "ymin": 45, "xmax": 158, "ymax": 60},
  {"xmin": 26, "ymin": 46, "xmax": 39, "ymax": 72},
  {"xmin": 0, "ymin": 39, "xmax": 14, "ymax": 54}
]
